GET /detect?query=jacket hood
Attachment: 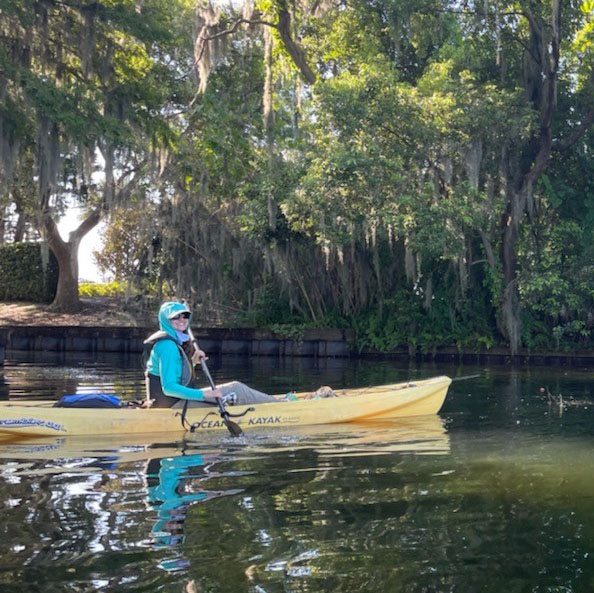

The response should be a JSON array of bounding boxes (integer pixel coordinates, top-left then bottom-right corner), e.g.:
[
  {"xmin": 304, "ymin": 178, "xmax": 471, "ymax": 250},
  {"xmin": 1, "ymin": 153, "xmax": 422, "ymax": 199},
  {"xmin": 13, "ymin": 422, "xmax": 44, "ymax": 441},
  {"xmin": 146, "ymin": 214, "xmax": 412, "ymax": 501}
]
[{"xmin": 158, "ymin": 301, "xmax": 192, "ymax": 339}]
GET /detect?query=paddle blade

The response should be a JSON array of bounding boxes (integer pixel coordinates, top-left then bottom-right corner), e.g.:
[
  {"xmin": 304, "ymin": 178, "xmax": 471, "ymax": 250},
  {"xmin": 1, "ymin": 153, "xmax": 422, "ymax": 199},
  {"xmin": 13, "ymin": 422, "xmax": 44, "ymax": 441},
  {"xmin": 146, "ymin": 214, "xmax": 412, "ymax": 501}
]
[{"xmin": 223, "ymin": 417, "xmax": 244, "ymax": 437}]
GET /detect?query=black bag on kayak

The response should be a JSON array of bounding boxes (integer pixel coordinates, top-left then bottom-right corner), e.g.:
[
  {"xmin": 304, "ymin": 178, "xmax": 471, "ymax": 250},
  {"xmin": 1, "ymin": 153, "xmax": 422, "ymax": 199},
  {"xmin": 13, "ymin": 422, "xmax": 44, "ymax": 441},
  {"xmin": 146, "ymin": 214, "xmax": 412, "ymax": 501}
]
[{"xmin": 54, "ymin": 393, "xmax": 122, "ymax": 408}]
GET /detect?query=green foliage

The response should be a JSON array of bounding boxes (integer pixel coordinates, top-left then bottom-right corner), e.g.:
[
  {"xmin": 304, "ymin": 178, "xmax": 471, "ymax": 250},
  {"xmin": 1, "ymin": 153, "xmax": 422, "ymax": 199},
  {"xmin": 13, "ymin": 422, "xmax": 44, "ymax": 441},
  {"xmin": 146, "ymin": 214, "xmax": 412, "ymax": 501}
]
[
  {"xmin": 352, "ymin": 295, "xmax": 417, "ymax": 353},
  {"xmin": 518, "ymin": 218, "xmax": 594, "ymax": 351},
  {"xmin": 94, "ymin": 204, "xmax": 158, "ymax": 282},
  {"xmin": 0, "ymin": 0, "xmax": 194, "ymax": 309},
  {"xmin": 27, "ymin": 0, "xmax": 593, "ymax": 352},
  {"xmin": 78, "ymin": 282, "xmax": 128, "ymax": 298},
  {"xmin": 231, "ymin": 285, "xmax": 304, "ymax": 328},
  {"xmin": 222, "ymin": 276, "xmax": 499, "ymax": 354},
  {"xmin": 0, "ymin": 243, "xmax": 58, "ymax": 303},
  {"xmin": 349, "ymin": 283, "xmax": 496, "ymax": 354},
  {"xmin": 267, "ymin": 323, "xmax": 306, "ymax": 342}
]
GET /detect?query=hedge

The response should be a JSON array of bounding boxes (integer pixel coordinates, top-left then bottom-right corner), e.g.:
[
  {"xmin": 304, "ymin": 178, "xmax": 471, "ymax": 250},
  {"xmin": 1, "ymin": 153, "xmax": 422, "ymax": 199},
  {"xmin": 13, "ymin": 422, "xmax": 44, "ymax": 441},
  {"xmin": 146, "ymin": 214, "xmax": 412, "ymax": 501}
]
[{"xmin": 0, "ymin": 242, "xmax": 59, "ymax": 303}]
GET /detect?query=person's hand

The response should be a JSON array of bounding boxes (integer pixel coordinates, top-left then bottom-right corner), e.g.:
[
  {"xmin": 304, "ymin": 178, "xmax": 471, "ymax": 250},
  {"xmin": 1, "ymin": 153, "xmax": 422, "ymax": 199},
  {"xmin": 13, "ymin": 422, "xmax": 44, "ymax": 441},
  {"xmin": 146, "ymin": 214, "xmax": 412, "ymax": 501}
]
[
  {"xmin": 204, "ymin": 388, "xmax": 223, "ymax": 403},
  {"xmin": 192, "ymin": 348, "xmax": 206, "ymax": 364}
]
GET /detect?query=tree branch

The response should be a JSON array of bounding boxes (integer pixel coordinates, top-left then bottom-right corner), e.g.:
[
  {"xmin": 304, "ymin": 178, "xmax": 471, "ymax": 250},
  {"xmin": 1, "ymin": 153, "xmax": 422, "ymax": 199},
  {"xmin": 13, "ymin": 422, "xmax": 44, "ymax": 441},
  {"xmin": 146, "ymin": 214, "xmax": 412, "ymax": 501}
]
[
  {"xmin": 195, "ymin": 9, "xmax": 316, "ymax": 84},
  {"xmin": 41, "ymin": 210, "xmax": 66, "ymax": 253},
  {"xmin": 553, "ymin": 106, "xmax": 594, "ymax": 152},
  {"xmin": 69, "ymin": 209, "xmax": 102, "ymax": 244},
  {"xmin": 276, "ymin": 5, "xmax": 316, "ymax": 84},
  {"xmin": 195, "ymin": 18, "xmax": 277, "ymax": 64},
  {"xmin": 519, "ymin": 0, "xmax": 561, "ymax": 197},
  {"xmin": 206, "ymin": 18, "xmax": 277, "ymax": 41}
]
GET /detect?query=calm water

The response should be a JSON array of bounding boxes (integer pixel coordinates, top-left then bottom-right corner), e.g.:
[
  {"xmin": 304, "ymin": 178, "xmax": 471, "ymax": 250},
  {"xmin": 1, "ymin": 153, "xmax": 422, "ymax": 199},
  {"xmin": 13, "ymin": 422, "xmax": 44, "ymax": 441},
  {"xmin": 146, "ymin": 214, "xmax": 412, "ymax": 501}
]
[{"xmin": 1, "ymin": 352, "xmax": 594, "ymax": 593}]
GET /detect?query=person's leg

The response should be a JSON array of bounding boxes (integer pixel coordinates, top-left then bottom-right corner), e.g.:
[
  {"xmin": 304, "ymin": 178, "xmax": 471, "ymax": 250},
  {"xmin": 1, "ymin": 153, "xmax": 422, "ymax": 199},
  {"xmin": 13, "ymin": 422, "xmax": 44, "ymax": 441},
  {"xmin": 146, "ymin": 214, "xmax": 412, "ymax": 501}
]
[
  {"xmin": 217, "ymin": 381, "xmax": 278, "ymax": 404},
  {"xmin": 172, "ymin": 381, "xmax": 278, "ymax": 408}
]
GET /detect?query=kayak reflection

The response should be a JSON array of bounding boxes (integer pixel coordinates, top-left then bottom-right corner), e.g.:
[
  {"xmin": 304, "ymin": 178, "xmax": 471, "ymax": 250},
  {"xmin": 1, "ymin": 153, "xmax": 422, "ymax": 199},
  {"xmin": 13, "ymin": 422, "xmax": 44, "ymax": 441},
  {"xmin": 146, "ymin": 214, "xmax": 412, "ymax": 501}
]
[{"xmin": 0, "ymin": 431, "xmax": 238, "ymax": 575}]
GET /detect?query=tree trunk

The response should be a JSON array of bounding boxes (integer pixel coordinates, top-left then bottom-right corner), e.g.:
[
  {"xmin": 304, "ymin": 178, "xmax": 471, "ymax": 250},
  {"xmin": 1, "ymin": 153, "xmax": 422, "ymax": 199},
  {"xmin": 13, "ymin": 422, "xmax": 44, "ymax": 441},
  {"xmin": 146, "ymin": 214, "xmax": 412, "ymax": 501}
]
[
  {"xmin": 263, "ymin": 27, "xmax": 277, "ymax": 231},
  {"xmin": 51, "ymin": 239, "xmax": 82, "ymax": 311},
  {"xmin": 14, "ymin": 210, "xmax": 27, "ymax": 242},
  {"xmin": 495, "ymin": 2, "xmax": 561, "ymax": 355},
  {"xmin": 500, "ymin": 210, "xmax": 520, "ymax": 352},
  {"xmin": 42, "ymin": 209, "xmax": 102, "ymax": 312}
]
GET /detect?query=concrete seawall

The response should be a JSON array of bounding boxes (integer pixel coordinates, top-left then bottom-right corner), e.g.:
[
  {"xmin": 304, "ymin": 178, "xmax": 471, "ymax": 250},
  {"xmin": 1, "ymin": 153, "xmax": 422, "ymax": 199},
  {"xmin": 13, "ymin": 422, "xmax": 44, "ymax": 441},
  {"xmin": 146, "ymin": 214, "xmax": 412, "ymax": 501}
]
[
  {"xmin": 0, "ymin": 326, "xmax": 354, "ymax": 359},
  {"xmin": 1, "ymin": 326, "xmax": 593, "ymax": 366}
]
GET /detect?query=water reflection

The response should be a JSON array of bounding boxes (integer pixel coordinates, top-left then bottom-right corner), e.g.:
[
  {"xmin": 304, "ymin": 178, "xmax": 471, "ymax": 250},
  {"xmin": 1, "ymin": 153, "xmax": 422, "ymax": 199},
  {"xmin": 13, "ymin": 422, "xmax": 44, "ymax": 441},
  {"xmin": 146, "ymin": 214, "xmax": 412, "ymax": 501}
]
[
  {"xmin": 0, "ymin": 419, "xmax": 451, "ymax": 588},
  {"xmin": 0, "ymin": 421, "xmax": 594, "ymax": 591},
  {"xmin": 146, "ymin": 451, "xmax": 243, "ymax": 573},
  {"xmin": 2, "ymin": 351, "xmax": 146, "ymax": 402},
  {"xmin": 147, "ymin": 454, "xmax": 207, "ymax": 562},
  {"xmin": 2, "ymin": 353, "xmax": 594, "ymax": 591},
  {"xmin": 0, "ymin": 371, "xmax": 8, "ymax": 400}
]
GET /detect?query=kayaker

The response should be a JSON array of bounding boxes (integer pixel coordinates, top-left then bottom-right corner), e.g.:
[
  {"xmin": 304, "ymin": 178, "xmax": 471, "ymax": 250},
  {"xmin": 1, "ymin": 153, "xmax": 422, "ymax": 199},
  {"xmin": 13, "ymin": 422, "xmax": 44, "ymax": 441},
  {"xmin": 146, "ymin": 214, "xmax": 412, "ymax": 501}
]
[{"xmin": 144, "ymin": 301, "xmax": 279, "ymax": 408}]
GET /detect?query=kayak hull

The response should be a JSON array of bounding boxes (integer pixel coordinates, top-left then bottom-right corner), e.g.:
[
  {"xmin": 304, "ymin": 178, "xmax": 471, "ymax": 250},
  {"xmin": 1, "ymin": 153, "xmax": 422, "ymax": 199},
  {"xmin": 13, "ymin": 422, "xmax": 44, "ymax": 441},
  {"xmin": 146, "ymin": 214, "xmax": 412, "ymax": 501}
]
[{"xmin": 0, "ymin": 376, "xmax": 451, "ymax": 439}]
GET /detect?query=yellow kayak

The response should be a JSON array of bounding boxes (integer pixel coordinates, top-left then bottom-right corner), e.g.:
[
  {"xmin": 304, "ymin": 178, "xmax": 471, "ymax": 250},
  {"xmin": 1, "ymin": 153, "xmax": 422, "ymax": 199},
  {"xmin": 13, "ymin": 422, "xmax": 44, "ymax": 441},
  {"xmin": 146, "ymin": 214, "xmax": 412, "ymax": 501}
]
[{"xmin": 0, "ymin": 375, "xmax": 451, "ymax": 439}]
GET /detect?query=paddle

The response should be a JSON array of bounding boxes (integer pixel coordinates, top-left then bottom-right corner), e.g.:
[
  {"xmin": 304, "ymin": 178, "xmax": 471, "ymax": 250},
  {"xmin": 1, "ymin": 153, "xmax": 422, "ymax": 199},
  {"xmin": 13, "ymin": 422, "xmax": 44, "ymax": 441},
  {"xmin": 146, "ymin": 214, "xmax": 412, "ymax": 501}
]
[
  {"xmin": 186, "ymin": 325, "xmax": 243, "ymax": 438},
  {"xmin": 452, "ymin": 374, "xmax": 481, "ymax": 382}
]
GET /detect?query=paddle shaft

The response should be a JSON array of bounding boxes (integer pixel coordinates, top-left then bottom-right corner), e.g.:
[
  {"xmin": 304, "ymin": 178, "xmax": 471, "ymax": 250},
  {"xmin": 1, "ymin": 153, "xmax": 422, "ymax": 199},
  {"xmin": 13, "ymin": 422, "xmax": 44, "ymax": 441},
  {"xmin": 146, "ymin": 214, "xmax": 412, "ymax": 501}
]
[
  {"xmin": 186, "ymin": 325, "xmax": 243, "ymax": 437},
  {"xmin": 198, "ymin": 358, "xmax": 229, "ymax": 418},
  {"xmin": 198, "ymin": 357, "xmax": 216, "ymax": 391},
  {"xmin": 452, "ymin": 374, "xmax": 481, "ymax": 382}
]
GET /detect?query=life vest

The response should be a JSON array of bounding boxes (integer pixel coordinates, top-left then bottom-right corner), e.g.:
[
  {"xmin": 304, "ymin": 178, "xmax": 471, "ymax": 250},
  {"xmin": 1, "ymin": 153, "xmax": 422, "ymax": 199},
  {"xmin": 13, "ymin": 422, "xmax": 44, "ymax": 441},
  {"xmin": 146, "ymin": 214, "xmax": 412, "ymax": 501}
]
[{"xmin": 143, "ymin": 331, "xmax": 194, "ymax": 408}]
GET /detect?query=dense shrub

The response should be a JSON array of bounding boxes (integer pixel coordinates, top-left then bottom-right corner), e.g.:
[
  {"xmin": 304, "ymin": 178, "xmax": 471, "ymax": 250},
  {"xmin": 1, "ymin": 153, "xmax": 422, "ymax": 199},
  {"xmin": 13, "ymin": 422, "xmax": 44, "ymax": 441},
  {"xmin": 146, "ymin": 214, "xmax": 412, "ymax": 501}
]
[
  {"xmin": 0, "ymin": 242, "xmax": 58, "ymax": 303},
  {"xmin": 79, "ymin": 281, "xmax": 127, "ymax": 297}
]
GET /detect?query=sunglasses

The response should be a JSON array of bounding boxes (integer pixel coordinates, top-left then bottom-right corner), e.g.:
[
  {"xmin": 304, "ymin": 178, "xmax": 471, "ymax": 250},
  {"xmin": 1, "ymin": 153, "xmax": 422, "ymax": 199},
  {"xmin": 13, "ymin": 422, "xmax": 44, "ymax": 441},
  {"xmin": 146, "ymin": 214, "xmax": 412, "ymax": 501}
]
[{"xmin": 170, "ymin": 312, "xmax": 191, "ymax": 320}]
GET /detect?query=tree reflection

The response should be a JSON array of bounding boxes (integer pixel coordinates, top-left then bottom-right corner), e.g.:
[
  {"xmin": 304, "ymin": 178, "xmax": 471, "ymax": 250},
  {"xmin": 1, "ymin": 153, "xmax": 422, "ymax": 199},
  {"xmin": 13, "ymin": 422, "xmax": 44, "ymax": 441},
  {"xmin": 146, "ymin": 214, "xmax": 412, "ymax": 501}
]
[
  {"xmin": 0, "ymin": 371, "xmax": 8, "ymax": 400},
  {"xmin": 2, "ymin": 412, "xmax": 594, "ymax": 592}
]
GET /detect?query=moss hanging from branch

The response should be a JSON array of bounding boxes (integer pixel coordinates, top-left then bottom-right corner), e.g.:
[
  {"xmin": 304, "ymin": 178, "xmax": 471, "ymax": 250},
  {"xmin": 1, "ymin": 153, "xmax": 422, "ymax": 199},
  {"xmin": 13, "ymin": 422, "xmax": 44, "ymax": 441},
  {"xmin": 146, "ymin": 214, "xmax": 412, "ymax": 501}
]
[{"xmin": 193, "ymin": 0, "xmax": 315, "ymax": 94}]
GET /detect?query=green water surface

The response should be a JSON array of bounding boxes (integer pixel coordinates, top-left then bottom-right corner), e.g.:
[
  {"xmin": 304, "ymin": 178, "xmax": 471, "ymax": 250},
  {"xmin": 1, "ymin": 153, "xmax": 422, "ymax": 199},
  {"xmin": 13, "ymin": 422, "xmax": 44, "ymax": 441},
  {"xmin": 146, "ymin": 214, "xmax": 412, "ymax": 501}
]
[{"xmin": 0, "ymin": 353, "xmax": 593, "ymax": 592}]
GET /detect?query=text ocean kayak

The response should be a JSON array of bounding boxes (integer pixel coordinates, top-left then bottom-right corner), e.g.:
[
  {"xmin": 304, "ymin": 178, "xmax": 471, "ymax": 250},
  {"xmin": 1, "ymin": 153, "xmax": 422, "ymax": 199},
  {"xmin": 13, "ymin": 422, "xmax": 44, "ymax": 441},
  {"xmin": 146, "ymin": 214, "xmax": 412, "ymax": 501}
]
[{"xmin": 0, "ymin": 375, "xmax": 451, "ymax": 439}]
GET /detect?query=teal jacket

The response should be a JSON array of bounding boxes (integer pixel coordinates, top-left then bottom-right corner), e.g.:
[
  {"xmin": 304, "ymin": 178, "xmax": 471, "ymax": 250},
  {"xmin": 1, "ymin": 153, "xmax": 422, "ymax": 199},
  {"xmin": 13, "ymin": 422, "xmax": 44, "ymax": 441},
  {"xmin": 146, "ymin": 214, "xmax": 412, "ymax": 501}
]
[{"xmin": 145, "ymin": 301, "xmax": 206, "ymax": 401}]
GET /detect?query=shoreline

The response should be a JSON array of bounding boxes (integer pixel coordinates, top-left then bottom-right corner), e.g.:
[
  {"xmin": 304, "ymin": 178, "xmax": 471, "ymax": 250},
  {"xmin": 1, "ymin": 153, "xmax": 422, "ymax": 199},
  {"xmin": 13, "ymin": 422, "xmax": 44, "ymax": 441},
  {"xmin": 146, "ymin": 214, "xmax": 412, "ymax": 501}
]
[
  {"xmin": 1, "ymin": 302, "xmax": 593, "ymax": 365},
  {"xmin": 1, "ymin": 324, "xmax": 594, "ymax": 366}
]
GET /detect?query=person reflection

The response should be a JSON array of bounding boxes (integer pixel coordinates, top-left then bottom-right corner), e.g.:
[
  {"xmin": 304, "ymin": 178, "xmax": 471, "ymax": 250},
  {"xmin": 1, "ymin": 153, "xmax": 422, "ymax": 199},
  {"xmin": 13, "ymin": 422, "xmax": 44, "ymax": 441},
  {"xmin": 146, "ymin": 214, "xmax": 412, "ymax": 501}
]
[
  {"xmin": 146, "ymin": 454, "xmax": 207, "ymax": 572},
  {"xmin": 146, "ymin": 452, "xmax": 228, "ymax": 573}
]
